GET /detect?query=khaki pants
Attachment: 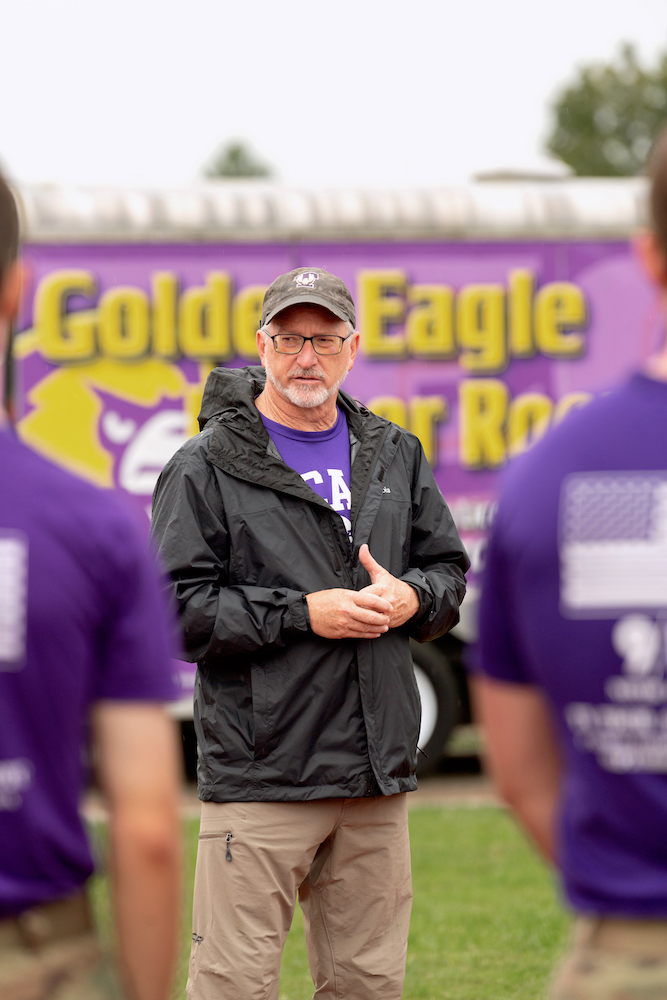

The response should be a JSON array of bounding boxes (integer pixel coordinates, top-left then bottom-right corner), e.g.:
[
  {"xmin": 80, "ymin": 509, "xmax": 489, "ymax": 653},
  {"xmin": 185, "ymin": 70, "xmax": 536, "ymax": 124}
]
[
  {"xmin": 187, "ymin": 794, "xmax": 412, "ymax": 1000},
  {"xmin": 0, "ymin": 892, "xmax": 125, "ymax": 1000},
  {"xmin": 549, "ymin": 915, "xmax": 667, "ymax": 1000}
]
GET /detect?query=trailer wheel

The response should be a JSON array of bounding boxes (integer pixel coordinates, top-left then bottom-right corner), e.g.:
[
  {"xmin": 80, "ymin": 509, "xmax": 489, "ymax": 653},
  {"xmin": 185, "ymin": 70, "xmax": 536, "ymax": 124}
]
[{"xmin": 411, "ymin": 639, "xmax": 459, "ymax": 776}]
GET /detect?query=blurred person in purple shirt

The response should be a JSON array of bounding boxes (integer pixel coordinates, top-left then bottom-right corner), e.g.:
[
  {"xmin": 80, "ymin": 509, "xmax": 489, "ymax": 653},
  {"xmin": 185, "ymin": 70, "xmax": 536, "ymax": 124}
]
[
  {"xmin": 475, "ymin": 125, "xmax": 667, "ymax": 1000},
  {"xmin": 0, "ymin": 173, "xmax": 182, "ymax": 1000}
]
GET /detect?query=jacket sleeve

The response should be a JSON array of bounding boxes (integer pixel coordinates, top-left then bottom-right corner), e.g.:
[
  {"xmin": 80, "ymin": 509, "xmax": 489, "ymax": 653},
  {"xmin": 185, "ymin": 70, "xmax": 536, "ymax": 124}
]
[
  {"xmin": 150, "ymin": 448, "xmax": 310, "ymax": 662},
  {"xmin": 399, "ymin": 440, "xmax": 470, "ymax": 642}
]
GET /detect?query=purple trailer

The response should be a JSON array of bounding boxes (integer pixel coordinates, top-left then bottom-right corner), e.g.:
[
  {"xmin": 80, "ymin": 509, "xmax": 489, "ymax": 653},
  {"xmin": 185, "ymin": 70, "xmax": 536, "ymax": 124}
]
[{"xmin": 12, "ymin": 178, "xmax": 655, "ymax": 769}]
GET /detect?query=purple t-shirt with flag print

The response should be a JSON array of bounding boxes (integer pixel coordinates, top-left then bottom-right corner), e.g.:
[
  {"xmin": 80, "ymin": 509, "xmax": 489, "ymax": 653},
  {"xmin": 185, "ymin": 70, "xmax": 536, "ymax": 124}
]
[
  {"xmin": 0, "ymin": 428, "xmax": 176, "ymax": 918},
  {"xmin": 260, "ymin": 408, "xmax": 352, "ymax": 539},
  {"xmin": 477, "ymin": 373, "xmax": 667, "ymax": 917}
]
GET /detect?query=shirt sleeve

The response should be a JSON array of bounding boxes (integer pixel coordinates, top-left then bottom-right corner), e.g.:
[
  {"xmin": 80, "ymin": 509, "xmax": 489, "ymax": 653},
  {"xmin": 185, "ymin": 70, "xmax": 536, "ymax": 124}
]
[
  {"xmin": 93, "ymin": 503, "xmax": 178, "ymax": 702},
  {"xmin": 475, "ymin": 503, "xmax": 532, "ymax": 685}
]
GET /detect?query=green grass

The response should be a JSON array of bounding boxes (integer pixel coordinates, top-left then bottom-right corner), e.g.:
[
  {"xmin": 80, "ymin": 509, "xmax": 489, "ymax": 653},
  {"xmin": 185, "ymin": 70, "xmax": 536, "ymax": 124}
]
[
  {"xmin": 90, "ymin": 806, "xmax": 569, "ymax": 1000},
  {"xmin": 405, "ymin": 808, "xmax": 568, "ymax": 1000}
]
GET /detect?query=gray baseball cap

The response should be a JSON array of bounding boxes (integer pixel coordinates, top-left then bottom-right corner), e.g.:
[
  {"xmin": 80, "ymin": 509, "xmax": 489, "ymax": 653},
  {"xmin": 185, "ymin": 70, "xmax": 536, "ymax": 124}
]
[{"xmin": 260, "ymin": 267, "xmax": 356, "ymax": 329}]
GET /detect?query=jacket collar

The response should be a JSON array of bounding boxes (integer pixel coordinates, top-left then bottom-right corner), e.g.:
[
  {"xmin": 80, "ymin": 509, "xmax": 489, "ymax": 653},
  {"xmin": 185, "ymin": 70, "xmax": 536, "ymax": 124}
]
[
  {"xmin": 200, "ymin": 365, "xmax": 392, "ymax": 518},
  {"xmin": 198, "ymin": 364, "xmax": 367, "ymax": 435}
]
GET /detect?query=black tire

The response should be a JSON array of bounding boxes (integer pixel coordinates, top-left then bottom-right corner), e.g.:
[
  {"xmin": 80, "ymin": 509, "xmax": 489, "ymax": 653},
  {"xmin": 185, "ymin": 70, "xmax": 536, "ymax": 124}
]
[{"xmin": 410, "ymin": 639, "xmax": 460, "ymax": 777}]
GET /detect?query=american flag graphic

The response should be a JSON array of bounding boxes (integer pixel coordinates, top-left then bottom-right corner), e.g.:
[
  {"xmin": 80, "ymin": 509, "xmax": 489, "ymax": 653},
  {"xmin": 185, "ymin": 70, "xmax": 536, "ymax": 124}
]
[
  {"xmin": 0, "ymin": 532, "xmax": 28, "ymax": 667},
  {"xmin": 560, "ymin": 473, "xmax": 667, "ymax": 617}
]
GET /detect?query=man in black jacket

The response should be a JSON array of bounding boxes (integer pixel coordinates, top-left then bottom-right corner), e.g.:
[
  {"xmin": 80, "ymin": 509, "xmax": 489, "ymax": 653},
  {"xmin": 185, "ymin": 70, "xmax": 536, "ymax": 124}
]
[{"xmin": 152, "ymin": 267, "xmax": 469, "ymax": 1000}]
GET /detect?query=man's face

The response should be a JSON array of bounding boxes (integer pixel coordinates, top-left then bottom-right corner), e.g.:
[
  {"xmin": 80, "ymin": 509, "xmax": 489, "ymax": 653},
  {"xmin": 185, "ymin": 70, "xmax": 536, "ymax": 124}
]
[{"xmin": 257, "ymin": 304, "xmax": 359, "ymax": 409}]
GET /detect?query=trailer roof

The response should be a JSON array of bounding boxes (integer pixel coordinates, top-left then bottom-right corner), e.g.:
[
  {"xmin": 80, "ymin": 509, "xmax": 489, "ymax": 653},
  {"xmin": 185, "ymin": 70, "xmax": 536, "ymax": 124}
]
[{"xmin": 16, "ymin": 177, "xmax": 648, "ymax": 243}]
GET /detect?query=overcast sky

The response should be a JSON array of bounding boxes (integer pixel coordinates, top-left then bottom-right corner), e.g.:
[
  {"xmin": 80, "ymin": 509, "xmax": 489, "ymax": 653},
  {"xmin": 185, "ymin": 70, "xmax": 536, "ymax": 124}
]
[{"xmin": 1, "ymin": 0, "xmax": 666, "ymax": 190}]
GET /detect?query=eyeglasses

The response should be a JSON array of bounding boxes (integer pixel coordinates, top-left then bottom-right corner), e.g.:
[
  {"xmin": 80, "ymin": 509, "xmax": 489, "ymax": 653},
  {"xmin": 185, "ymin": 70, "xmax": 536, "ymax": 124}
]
[{"xmin": 264, "ymin": 331, "xmax": 353, "ymax": 356}]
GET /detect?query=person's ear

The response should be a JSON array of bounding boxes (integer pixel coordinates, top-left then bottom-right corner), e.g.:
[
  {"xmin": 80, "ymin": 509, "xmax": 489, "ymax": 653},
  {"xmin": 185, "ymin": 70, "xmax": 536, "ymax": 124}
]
[
  {"xmin": 0, "ymin": 260, "xmax": 23, "ymax": 323},
  {"xmin": 347, "ymin": 331, "xmax": 360, "ymax": 371},
  {"xmin": 633, "ymin": 232, "xmax": 667, "ymax": 288},
  {"xmin": 256, "ymin": 329, "xmax": 268, "ymax": 366}
]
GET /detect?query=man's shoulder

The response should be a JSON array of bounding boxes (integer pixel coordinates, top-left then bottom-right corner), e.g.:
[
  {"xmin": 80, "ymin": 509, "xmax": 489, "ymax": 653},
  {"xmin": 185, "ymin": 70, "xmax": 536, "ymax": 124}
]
[
  {"xmin": 163, "ymin": 423, "xmax": 218, "ymax": 470},
  {"xmin": 340, "ymin": 393, "xmax": 421, "ymax": 450},
  {"xmin": 152, "ymin": 424, "xmax": 225, "ymax": 509},
  {"xmin": 494, "ymin": 377, "xmax": 660, "ymax": 538},
  {"xmin": 2, "ymin": 430, "xmax": 123, "ymax": 515},
  {"xmin": 504, "ymin": 381, "xmax": 643, "ymax": 484},
  {"xmin": 0, "ymin": 432, "xmax": 148, "ymax": 567},
  {"xmin": 377, "ymin": 417, "xmax": 430, "ymax": 471}
]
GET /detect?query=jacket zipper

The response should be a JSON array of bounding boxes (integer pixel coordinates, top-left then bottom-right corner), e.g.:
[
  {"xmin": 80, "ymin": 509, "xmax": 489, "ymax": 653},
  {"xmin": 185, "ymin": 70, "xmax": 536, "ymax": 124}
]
[
  {"xmin": 325, "ymin": 515, "xmax": 354, "ymax": 587},
  {"xmin": 351, "ymin": 425, "xmax": 393, "ymax": 536}
]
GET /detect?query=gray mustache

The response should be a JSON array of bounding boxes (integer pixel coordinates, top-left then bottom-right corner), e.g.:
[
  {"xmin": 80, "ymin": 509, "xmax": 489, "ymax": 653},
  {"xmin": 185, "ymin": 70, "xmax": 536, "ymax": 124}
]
[{"xmin": 290, "ymin": 368, "xmax": 325, "ymax": 380}]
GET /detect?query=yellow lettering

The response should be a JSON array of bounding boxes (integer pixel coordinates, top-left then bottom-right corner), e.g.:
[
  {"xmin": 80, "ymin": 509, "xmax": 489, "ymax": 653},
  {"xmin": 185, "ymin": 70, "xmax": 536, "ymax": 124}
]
[
  {"xmin": 507, "ymin": 392, "xmax": 552, "ymax": 457},
  {"xmin": 535, "ymin": 282, "xmax": 587, "ymax": 357},
  {"xmin": 409, "ymin": 396, "xmax": 447, "ymax": 466},
  {"xmin": 98, "ymin": 287, "xmax": 150, "ymax": 359},
  {"xmin": 152, "ymin": 272, "xmax": 178, "ymax": 358},
  {"xmin": 358, "ymin": 270, "xmax": 406, "ymax": 358},
  {"xmin": 180, "ymin": 273, "xmax": 232, "ymax": 361},
  {"xmin": 553, "ymin": 391, "xmax": 593, "ymax": 423},
  {"xmin": 456, "ymin": 285, "xmax": 507, "ymax": 373},
  {"xmin": 34, "ymin": 270, "xmax": 97, "ymax": 363},
  {"xmin": 233, "ymin": 285, "xmax": 265, "ymax": 360},
  {"xmin": 406, "ymin": 286, "xmax": 455, "ymax": 359},
  {"xmin": 508, "ymin": 269, "xmax": 534, "ymax": 357},
  {"xmin": 459, "ymin": 379, "xmax": 508, "ymax": 469},
  {"xmin": 366, "ymin": 395, "xmax": 407, "ymax": 428}
]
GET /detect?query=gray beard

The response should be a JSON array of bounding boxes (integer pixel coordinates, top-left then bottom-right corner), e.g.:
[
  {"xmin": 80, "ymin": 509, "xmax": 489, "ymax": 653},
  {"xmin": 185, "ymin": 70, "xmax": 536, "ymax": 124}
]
[{"xmin": 264, "ymin": 363, "xmax": 349, "ymax": 409}]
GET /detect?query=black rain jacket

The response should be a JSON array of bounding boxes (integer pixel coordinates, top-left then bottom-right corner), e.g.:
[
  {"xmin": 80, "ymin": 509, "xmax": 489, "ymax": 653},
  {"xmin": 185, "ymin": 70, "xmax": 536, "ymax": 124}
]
[{"xmin": 151, "ymin": 366, "xmax": 469, "ymax": 801}]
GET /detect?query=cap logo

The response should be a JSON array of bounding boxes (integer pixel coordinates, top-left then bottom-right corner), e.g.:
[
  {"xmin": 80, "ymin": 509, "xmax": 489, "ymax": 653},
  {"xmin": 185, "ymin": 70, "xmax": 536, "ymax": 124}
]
[{"xmin": 294, "ymin": 271, "xmax": 319, "ymax": 288}]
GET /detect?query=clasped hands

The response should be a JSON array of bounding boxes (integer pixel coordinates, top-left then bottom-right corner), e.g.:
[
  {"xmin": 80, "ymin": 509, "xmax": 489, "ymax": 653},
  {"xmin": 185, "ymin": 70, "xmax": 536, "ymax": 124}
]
[{"xmin": 305, "ymin": 544, "xmax": 420, "ymax": 640}]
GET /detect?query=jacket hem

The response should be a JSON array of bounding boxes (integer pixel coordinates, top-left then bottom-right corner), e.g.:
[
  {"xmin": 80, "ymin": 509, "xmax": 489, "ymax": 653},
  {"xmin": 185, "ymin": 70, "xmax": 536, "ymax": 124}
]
[{"xmin": 198, "ymin": 775, "xmax": 418, "ymax": 802}]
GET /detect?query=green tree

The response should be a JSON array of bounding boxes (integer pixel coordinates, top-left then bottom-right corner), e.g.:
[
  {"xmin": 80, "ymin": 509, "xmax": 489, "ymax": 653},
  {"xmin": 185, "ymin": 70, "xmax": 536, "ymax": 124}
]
[
  {"xmin": 547, "ymin": 43, "xmax": 667, "ymax": 176},
  {"xmin": 204, "ymin": 141, "xmax": 273, "ymax": 179}
]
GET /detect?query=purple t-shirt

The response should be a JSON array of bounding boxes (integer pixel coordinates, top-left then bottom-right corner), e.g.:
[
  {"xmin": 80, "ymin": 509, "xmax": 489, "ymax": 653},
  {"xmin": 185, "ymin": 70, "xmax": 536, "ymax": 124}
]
[
  {"xmin": 260, "ymin": 408, "xmax": 352, "ymax": 539},
  {"xmin": 478, "ymin": 373, "xmax": 667, "ymax": 917},
  {"xmin": 0, "ymin": 428, "xmax": 176, "ymax": 918}
]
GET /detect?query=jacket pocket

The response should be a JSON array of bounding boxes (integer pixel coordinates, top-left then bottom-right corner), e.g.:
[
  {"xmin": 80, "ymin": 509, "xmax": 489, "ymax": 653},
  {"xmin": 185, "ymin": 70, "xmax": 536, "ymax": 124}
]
[{"xmin": 250, "ymin": 664, "xmax": 271, "ymax": 759}]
